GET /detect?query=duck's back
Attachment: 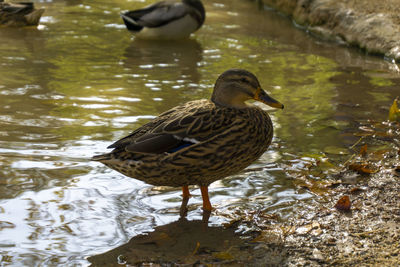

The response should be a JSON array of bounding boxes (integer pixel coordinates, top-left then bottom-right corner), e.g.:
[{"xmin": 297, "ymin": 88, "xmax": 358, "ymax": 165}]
[{"xmin": 121, "ymin": 0, "xmax": 205, "ymax": 39}]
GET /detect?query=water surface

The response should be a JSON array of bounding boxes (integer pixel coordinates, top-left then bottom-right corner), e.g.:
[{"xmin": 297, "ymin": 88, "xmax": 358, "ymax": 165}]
[{"xmin": 0, "ymin": 0, "xmax": 399, "ymax": 265}]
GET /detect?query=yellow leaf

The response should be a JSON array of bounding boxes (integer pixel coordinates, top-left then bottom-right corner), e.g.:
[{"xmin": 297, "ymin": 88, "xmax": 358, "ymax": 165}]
[
  {"xmin": 191, "ymin": 241, "xmax": 200, "ymax": 255},
  {"xmin": 388, "ymin": 97, "xmax": 400, "ymax": 121}
]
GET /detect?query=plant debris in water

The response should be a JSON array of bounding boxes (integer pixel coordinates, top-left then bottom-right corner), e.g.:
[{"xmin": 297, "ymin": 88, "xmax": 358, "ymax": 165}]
[{"xmin": 270, "ymin": 119, "xmax": 400, "ymax": 266}]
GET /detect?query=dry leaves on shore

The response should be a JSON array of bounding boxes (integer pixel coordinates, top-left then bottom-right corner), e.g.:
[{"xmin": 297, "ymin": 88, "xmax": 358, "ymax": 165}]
[{"xmin": 334, "ymin": 195, "xmax": 351, "ymax": 212}]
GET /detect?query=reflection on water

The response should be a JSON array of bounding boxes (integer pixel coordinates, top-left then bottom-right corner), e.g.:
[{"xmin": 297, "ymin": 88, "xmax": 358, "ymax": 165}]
[
  {"xmin": 0, "ymin": 0, "xmax": 400, "ymax": 265},
  {"xmin": 124, "ymin": 39, "xmax": 203, "ymax": 84},
  {"xmin": 87, "ymin": 217, "xmax": 287, "ymax": 266}
]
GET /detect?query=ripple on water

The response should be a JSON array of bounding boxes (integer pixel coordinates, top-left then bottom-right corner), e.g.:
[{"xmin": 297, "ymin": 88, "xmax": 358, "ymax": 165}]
[
  {"xmin": 70, "ymin": 96, "xmax": 111, "ymax": 102},
  {"xmin": 0, "ymin": 0, "xmax": 399, "ymax": 265},
  {"xmin": 0, "ymin": 85, "xmax": 40, "ymax": 96},
  {"xmin": 116, "ymin": 96, "xmax": 141, "ymax": 102},
  {"xmin": 112, "ymin": 115, "xmax": 156, "ymax": 124}
]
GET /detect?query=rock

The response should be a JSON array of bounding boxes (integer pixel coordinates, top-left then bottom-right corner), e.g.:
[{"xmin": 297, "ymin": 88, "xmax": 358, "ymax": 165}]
[
  {"xmin": 261, "ymin": 0, "xmax": 400, "ymax": 61},
  {"xmin": 312, "ymin": 248, "xmax": 324, "ymax": 261}
]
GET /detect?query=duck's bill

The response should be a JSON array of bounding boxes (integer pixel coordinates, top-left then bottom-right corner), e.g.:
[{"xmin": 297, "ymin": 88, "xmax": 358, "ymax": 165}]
[{"xmin": 255, "ymin": 88, "xmax": 284, "ymax": 109}]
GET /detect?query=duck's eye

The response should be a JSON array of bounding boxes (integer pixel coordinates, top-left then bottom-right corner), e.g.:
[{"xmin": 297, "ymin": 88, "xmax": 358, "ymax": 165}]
[{"xmin": 240, "ymin": 78, "xmax": 248, "ymax": 83}]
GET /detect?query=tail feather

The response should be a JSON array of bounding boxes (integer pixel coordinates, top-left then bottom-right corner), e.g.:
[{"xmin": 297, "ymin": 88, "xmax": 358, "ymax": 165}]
[
  {"xmin": 120, "ymin": 12, "xmax": 143, "ymax": 32},
  {"xmin": 91, "ymin": 153, "xmax": 112, "ymax": 162},
  {"xmin": 24, "ymin": 8, "xmax": 44, "ymax": 25}
]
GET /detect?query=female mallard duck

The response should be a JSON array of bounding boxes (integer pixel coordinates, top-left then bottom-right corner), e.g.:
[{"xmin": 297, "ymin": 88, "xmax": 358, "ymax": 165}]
[
  {"xmin": 0, "ymin": 0, "xmax": 44, "ymax": 27},
  {"xmin": 92, "ymin": 69, "xmax": 283, "ymax": 211},
  {"xmin": 120, "ymin": 0, "xmax": 205, "ymax": 40}
]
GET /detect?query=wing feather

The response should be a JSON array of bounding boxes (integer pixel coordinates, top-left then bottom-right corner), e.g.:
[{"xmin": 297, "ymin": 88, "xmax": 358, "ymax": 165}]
[
  {"xmin": 107, "ymin": 100, "xmax": 239, "ymax": 154},
  {"xmin": 124, "ymin": 1, "xmax": 189, "ymax": 28}
]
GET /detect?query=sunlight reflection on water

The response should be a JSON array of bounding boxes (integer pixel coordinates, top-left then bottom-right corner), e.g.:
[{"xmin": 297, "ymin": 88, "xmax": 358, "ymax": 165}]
[{"xmin": 0, "ymin": 0, "xmax": 399, "ymax": 265}]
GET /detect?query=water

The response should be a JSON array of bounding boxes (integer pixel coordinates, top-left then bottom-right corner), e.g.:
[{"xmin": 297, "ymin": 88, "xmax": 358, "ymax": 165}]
[{"xmin": 0, "ymin": 0, "xmax": 399, "ymax": 265}]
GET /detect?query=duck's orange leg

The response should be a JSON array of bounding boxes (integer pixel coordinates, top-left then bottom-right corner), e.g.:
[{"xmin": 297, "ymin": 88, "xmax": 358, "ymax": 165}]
[
  {"xmin": 182, "ymin": 186, "xmax": 191, "ymax": 199},
  {"xmin": 200, "ymin": 185, "xmax": 212, "ymax": 211},
  {"xmin": 180, "ymin": 186, "xmax": 191, "ymax": 218}
]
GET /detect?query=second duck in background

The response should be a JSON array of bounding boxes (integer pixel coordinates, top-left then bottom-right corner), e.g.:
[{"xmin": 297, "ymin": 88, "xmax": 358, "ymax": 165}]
[
  {"xmin": 0, "ymin": 0, "xmax": 44, "ymax": 27},
  {"xmin": 120, "ymin": 0, "xmax": 205, "ymax": 40}
]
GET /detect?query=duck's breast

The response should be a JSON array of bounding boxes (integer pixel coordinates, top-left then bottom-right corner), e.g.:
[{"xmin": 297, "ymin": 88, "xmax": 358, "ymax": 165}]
[{"xmin": 137, "ymin": 14, "xmax": 199, "ymax": 39}]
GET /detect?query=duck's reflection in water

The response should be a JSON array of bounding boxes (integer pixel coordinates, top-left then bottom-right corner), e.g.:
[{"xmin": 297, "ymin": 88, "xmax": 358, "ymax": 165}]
[
  {"xmin": 123, "ymin": 38, "xmax": 203, "ymax": 84},
  {"xmin": 88, "ymin": 218, "xmax": 239, "ymax": 266},
  {"xmin": 90, "ymin": 201, "xmax": 234, "ymax": 265},
  {"xmin": 88, "ymin": 198, "xmax": 288, "ymax": 266},
  {"xmin": 88, "ymin": 199, "xmax": 232, "ymax": 265}
]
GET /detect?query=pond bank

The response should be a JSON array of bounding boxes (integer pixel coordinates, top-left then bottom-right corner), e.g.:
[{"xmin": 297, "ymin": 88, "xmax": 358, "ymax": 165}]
[
  {"xmin": 251, "ymin": 121, "xmax": 400, "ymax": 266},
  {"xmin": 88, "ymin": 121, "xmax": 400, "ymax": 266},
  {"xmin": 260, "ymin": 0, "xmax": 400, "ymax": 62}
]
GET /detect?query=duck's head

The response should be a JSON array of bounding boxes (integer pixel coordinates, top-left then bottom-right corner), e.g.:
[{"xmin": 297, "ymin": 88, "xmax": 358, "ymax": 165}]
[{"xmin": 211, "ymin": 69, "xmax": 284, "ymax": 109}]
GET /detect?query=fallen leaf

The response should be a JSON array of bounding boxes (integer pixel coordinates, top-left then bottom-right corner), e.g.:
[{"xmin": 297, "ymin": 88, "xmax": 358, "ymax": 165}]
[
  {"xmin": 388, "ymin": 97, "xmax": 400, "ymax": 122},
  {"xmin": 359, "ymin": 144, "xmax": 368, "ymax": 156},
  {"xmin": 293, "ymin": 178, "xmax": 333, "ymax": 196},
  {"xmin": 334, "ymin": 195, "xmax": 351, "ymax": 211},
  {"xmin": 191, "ymin": 241, "xmax": 200, "ymax": 256},
  {"xmin": 349, "ymin": 187, "xmax": 364, "ymax": 194},
  {"xmin": 348, "ymin": 163, "xmax": 378, "ymax": 174}
]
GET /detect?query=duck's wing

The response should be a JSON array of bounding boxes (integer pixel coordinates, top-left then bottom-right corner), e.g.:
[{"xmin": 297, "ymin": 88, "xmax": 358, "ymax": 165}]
[
  {"xmin": 1, "ymin": 2, "xmax": 34, "ymax": 14},
  {"xmin": 107, "ymin": 100, "xmax": 231, "ymax": 154},
  {"xmin": 122, "ymin": 1, "xmax": 193, "ymax": 28}
]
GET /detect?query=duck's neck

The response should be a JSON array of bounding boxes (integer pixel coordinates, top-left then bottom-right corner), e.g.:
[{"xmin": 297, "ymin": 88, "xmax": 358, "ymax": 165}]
[
  {"xmin": 183, "ymin": 0, "xmax": 206, "ymax": 21},
  {"xmin": 211, "ymin": 84, "xmax": 249, "ymax": 109}
]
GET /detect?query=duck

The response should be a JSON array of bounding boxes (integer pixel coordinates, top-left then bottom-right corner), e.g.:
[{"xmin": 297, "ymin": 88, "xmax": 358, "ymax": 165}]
[
  {"xmin": 0, "ymin": 0, "xmax": 44, "ymax": 27},
  {"xmin": 120, "ymin": 0, "xmax": 205, "ymax": 40},
  {"xmin": 92, "ymin": 69, "xmax": 284, "ymax": 212}
]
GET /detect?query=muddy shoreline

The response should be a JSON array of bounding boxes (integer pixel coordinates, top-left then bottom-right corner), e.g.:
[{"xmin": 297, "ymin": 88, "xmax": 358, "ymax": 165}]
[
  {"xmin": 259, "ymin": 0, "xmax": 400, "ymax": 62},
  {"xmin": 256, "ymin": 121, "xmax": 400, "ymax": 266},
  {"xmin": 89, "ymin": 121, "xmax": 400, "ymax": 266}
]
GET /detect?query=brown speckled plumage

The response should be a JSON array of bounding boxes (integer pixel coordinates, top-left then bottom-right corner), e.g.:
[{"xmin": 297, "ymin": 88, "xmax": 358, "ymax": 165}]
[{"xmin": 92, "ymin": 69, "xmax": 283, "ymax": 211}]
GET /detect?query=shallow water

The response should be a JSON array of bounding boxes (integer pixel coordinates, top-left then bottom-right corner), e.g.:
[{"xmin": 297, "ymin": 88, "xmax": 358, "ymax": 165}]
[{"xmin": 0, "ymin": 0, "xmax": 399, "ymax": 265}]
